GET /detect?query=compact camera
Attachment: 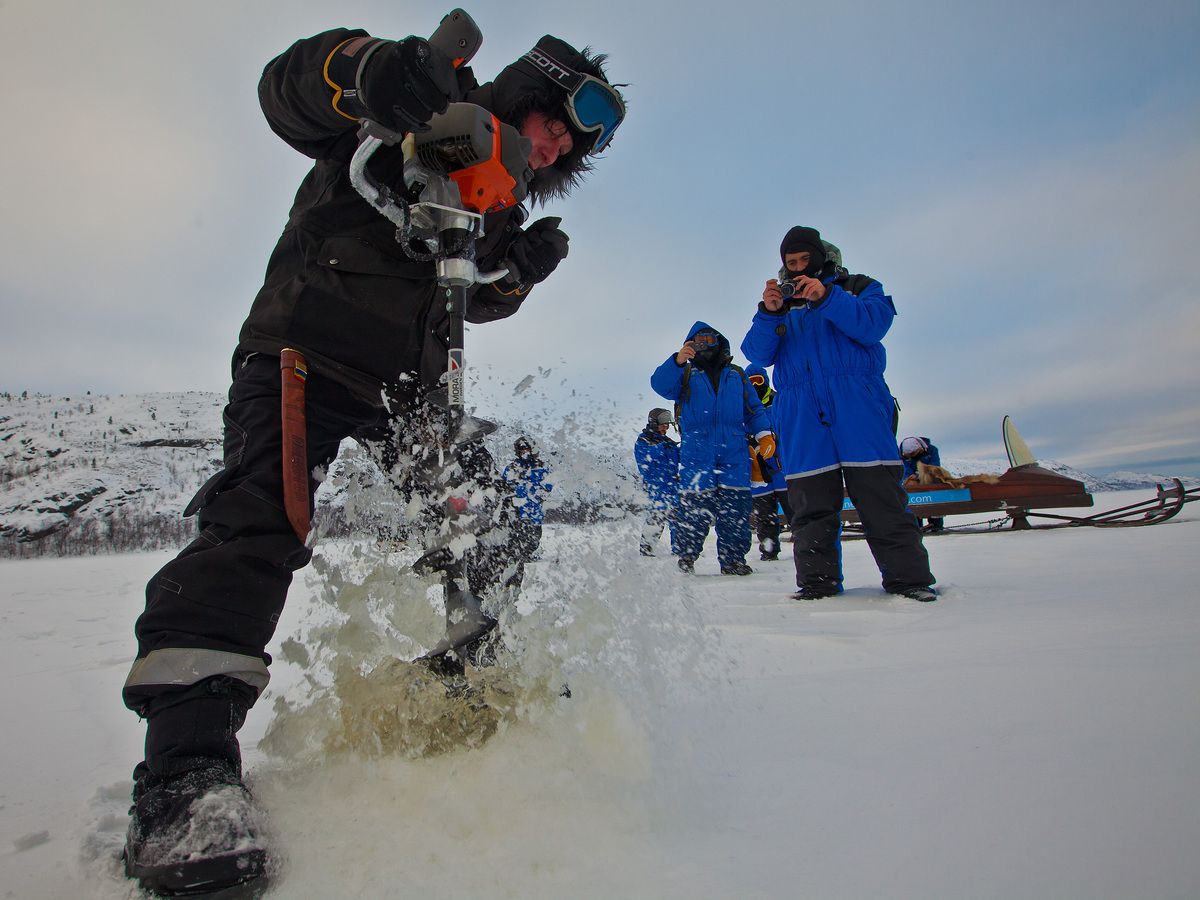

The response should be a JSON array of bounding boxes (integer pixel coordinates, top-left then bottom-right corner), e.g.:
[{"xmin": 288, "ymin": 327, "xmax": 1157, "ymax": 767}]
[{"xmin": 778, "ymin": 278, "xmax": 798, "ymax": 300}]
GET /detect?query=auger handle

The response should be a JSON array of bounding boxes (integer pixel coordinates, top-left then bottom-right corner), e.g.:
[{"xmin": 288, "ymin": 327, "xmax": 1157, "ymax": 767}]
[
  {"xmin": 357, "ymin": 9, "xmax": 482, "ymax": 148},
  {"xmin": 429, "ymin": 9, "xmax": 482, "ymax": 68}
]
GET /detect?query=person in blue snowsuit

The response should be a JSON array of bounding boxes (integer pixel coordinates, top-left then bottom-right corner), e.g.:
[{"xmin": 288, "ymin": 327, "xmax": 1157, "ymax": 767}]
[
  {"xmin": 900, "ymin": 435, "xmax": 940, "ymax": 479},
  {"xmin": 745, "ymin": 365, "xmax": 794, "ymax": 560},
  {"xmin": 741, "ymin": 227, "xmax": 935, "ymax": 601},
  {"xmin": 502, "ymin": 436, "xmax": 552, "ymax": 588},
  {"xmin": 634, "ymin": 408, "xmax": 680, "ymax": 556},
  {"xmin": 899, "ymin": 435, "xmax": 944, "ymax": 531},
  {"xmin": 651, "ymin": 323, "xmax": 775, "ymax": 575}
]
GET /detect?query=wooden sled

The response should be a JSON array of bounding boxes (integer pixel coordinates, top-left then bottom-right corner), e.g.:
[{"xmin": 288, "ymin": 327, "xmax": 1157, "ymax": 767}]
[{"xmin": 839, "ymin": 416, "xmax": 1194, "ymax": 536}]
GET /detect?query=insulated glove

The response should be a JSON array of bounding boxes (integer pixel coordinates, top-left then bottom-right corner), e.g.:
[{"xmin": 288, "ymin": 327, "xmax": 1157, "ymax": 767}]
[
  {"xmin": 357, "ymin": 36, "xmax": 458, "ymax": 134},
  {"xmin": 756, "ymin": 434, "xmax": 777, "ymax": 459},
  {"xmin": 504, "ymin": 217, "xmax": 569, "ymax": 287}
]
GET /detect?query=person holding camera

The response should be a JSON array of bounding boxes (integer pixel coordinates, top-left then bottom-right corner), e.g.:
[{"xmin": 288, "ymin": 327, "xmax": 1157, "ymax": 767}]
[
  {"xmin": 740, "ymin": 227, "xmax": 936, "ymax": 602},
  {"xmin": 651, "ymin": 323, "xmax": 774, "ymax": 575}
]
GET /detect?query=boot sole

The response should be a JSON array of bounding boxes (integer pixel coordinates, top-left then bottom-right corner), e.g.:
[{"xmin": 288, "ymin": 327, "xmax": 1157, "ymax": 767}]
[{"xmin": 125, "ymin": 846, "xmax": 268, "ymax": 898}]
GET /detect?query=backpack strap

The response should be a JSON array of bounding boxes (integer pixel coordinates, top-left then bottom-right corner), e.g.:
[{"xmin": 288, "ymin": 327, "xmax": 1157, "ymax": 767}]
[
  {"xmin": 674, "ymin": 362, "xmax": 693, "ymax": 426},
  {"xmin": 835, "ymin": 273, "xmax": 878, "ymax": 297}
]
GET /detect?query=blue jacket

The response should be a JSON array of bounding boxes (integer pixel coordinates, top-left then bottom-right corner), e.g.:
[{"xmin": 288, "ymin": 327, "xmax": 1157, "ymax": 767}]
[
  {"xmin": 634, "ymin": 428, "xmax": 680, "ymax": 508},
  {"xmin": 651, "ymin": 321, "xmax": 772, "ymax": 492},
  {"xmin": 902, "ymin": 438, "xmax": 940, "ymax": 480},
  {"xmin": 503, "ymin": 459, "xmax": 552, "ymax": 524},
  {"xmin": 741, "ymin": 277, "xmax": 901, "ymax": 477}
]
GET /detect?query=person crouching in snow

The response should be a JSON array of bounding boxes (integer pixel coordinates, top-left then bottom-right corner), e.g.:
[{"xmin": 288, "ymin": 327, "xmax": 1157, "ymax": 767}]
[
  {"xmin": 900, "ymin": 435, "xmax": 944, "ymax": 532},
  {"xmin": 634, "ymin": 408, "xmax": 680, "ymax": 556},
  {"xmin": 740, "ymin": 226, "xmax": 936, "ymax": 602},
  {"xmin": 651, "ymin": 323, "xmax": 774, "ymax": 575}
]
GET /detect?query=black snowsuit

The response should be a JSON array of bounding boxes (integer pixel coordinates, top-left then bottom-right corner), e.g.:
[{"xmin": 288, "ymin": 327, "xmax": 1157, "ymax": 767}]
[
  {"xmin": 751, "ymin": 395, "xmax": 794, "ymax": 560},
  {"xmin": 240, "ymin": 28, "xmax": 530, "ymax": 403},
  {"xmin": 123, "ymin": 29, "xmax": 545, "ymax": 776}
]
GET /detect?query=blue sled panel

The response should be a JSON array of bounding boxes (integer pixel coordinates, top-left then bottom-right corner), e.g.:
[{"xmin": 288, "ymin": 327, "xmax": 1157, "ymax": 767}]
[{"xmin": 843, "ymin": 488, "xmax": 972, "ymax": 511}]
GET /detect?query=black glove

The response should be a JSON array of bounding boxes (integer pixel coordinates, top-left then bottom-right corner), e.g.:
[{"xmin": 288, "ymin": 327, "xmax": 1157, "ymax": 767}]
[
  {"xmin": 358, "ymin": 36, "xmax": 457, "ymax": 134},
  {"xmin": 504, "ymin": 217, "xmax": 569, "ymax": 287}
]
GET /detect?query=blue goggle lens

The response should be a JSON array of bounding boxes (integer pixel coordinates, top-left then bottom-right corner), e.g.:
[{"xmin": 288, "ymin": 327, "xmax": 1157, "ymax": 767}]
[{"xmin": 569, "ymin": 80, "xmax": 624, "ymax": 151}]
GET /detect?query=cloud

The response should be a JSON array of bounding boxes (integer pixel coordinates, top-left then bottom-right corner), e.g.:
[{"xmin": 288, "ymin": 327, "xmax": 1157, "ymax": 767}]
[{"xmin": 0, "ymin": 0, "xmax": 1197, "ymax": 476}]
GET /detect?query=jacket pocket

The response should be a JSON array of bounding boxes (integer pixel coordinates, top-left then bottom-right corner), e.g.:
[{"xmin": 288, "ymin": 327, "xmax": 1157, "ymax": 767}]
[{"xmin": 315, "ymin": 235, "xmax": 432, "ymax": 280}]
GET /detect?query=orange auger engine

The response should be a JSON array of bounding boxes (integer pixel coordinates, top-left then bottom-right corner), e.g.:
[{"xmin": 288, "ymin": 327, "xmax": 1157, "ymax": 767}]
[{"xmin": 413, "ymin": 103, "xmax": 533, "ymax": 214}]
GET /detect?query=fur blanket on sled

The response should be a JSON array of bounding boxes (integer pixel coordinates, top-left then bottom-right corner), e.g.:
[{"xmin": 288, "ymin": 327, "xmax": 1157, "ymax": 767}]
[{"xmin": 903, "ymin": 462, "xmax": 1002, "ymax": 490}]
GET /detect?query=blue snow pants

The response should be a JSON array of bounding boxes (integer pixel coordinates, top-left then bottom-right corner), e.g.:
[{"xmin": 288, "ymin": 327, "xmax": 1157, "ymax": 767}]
[{"xmin": 675, "ymin": 486, "xmax": 753, "ymax": 568}]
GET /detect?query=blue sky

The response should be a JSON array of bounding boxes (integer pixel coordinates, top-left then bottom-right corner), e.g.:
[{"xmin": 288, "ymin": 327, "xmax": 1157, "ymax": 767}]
[{"xmin": 2, "ymin": 0, "xmax": 1198, "ymax": 475}]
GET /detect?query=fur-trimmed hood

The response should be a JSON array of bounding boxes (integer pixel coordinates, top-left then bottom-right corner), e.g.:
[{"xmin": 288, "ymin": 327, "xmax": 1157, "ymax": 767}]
[{"xmin": 466, "ymin": 35, "xmax": 619, "ymax": 204}]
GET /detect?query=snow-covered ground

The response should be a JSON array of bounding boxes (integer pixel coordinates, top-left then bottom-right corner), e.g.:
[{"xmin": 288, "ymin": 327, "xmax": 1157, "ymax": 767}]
[{"xmin": 2, "ymin": 490, "xmax": 1199, "ymax": 899}]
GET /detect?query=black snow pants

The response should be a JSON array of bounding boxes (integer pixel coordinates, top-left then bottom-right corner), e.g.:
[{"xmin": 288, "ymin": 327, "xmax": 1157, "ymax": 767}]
[
  {"xmin": 786, "ymin": 463, "xmax": 933, "ymax": 595},
  {"xmin": 122, "ymin": 353, "xmax": 390, "ymax": 775},
  {"xmin": 122, "ymin": 353, "xmax": 516, "ymax": 776},
  {"xmin": 753, "ymin": 486, "xmax": 794, "ymax": 559}
]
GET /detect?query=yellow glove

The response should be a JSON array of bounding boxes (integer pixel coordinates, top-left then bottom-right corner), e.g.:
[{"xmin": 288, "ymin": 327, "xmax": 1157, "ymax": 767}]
[{"xmin": 756, "ymin": 434, "xmax": 776, "ymax": 459}]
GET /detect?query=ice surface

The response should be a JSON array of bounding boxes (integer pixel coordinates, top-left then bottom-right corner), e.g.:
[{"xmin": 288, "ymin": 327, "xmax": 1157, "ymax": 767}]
[{"xmin": 1, "ymin": 489, "xmax": 1199, "ymax": 898}]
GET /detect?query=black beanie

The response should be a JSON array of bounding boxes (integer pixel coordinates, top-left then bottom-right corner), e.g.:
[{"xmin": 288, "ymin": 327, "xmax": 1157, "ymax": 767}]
[
  {"xmin": 492, "ymin": 36, "xmax": 594, "ymax": 125},
  {"xmin": 779, "ymin": 226, "xmax": 826, "ymax": 272},
  {"xmin": 481, "ymin": 36, "xmax": 612, "ymax": 202}
]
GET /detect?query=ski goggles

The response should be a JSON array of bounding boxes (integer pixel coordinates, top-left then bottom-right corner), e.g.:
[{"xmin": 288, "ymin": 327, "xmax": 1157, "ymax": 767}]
[
  {"xmin": 691, "ymin": 333, "xmax": 719, "ymax": 348},
  {"xmin": 748, "ymin": 374, "xmax": 766, "ymax": 386},
  {"xmin": 521, "ymin": 47, "xmax": 625, "ymax": 152}
]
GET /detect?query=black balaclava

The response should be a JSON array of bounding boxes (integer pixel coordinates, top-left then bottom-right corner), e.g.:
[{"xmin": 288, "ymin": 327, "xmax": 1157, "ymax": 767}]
[
  {"xmin": 690, "ymin": 330, "xmax": 731, "ymax": 394},
  {"xmin": 779, "ymin": 226, "xmax": 827, "ymax": 278},
  {"xmin": 472, "ymin": 36, "xmax": 617, "ymax": 204}
]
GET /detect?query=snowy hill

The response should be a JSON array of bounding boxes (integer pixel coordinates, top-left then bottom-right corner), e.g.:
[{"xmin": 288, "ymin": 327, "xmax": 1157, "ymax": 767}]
[
  {"xmin": 0, "ymin": 391, "xmax": 645, "ymax": 555},
  {"xmin": 2, "ymin": 391, "xmax": 1195, "ymax": 556},
  {"xmin": 0, "ymin": 391, "xmax": 224, "ymax": 550}
]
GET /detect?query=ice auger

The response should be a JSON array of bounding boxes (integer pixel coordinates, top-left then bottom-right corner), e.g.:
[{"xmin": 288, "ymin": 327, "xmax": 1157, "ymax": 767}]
[{"xmin": 347, "ymin": 9, "xmax": 534, "ymax": 671}]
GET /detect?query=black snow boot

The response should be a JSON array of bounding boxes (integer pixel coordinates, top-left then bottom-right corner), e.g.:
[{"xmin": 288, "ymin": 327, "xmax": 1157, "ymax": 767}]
[
  {"xmin": 791, "ymin": 584, "xmax": 841, "ymax": 601},
  {"xmin": 124, "ymin": 757, "xmax": 267, "ymax": 897},
  {"xmin": 895, "ymin": 586, "xmax": 938, "ymax": 602},
  {"xmin": 125, "ymin": 676, "xmax": 266, "ymax": 896},
  {"xmin": 720, "ymin": 561, "xmax": 753, "ymax": 576}
]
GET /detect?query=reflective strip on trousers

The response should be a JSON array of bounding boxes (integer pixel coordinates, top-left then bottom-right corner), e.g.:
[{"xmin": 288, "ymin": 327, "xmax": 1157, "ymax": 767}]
[{"xmin": 124, "ymin": 647, "xmax": 271, "ymax": 694}]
